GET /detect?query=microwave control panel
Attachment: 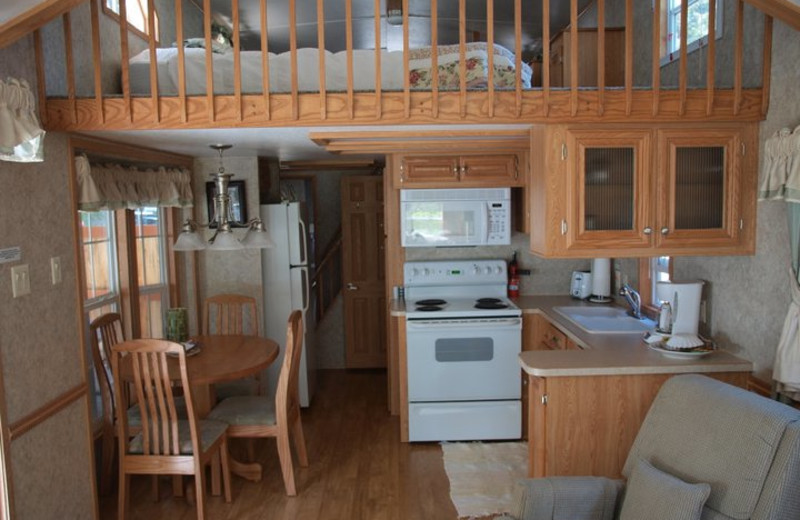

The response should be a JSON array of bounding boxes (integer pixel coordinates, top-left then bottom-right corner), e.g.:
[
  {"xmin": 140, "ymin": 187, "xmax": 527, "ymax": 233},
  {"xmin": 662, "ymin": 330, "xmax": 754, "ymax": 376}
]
[{"xmin": 487, "ymin": 201, "xmax": 510, "ymax": 244}]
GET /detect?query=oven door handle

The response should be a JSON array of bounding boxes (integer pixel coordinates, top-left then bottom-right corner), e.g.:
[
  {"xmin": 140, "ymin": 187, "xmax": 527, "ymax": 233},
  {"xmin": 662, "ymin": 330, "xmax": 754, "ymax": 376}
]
[{"xmin": 406, "ymin": 318, "xmax": 521, "ymax": 330}]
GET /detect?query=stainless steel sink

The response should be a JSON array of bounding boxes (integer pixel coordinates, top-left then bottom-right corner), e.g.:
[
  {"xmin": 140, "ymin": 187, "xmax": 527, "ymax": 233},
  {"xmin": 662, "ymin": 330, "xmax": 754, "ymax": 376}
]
[{"xmin": 553, "ymin": 306, "xmax": 656, "ymax": 334}]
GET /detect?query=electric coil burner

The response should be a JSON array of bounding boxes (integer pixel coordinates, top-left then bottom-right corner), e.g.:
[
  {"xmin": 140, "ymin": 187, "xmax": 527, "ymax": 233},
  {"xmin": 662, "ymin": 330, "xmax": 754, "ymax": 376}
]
[{"xmin": 403, "ymin": 259, "xmax": 522, "ymax": 442}]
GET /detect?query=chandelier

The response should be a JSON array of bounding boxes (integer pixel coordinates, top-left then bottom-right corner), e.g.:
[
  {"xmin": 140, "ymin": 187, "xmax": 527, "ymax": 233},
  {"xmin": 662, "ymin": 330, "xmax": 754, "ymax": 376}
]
[{"xmin": 174, "ymin": 144, "xmax": 274, "ymax": 251}]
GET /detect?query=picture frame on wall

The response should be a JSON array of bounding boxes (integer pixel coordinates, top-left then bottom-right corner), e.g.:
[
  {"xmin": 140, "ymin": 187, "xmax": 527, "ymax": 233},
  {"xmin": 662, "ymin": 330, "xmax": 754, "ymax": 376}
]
[{"xmin": 206, "ymin": 180, "xmax": 248, "ymax": 227}]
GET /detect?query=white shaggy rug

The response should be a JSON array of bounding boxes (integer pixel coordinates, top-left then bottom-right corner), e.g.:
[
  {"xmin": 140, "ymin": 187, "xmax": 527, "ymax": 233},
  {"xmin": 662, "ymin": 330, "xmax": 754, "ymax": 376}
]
[{"xmin": 441, "ymin": 441, "xmax": 527, "ymax": 519}]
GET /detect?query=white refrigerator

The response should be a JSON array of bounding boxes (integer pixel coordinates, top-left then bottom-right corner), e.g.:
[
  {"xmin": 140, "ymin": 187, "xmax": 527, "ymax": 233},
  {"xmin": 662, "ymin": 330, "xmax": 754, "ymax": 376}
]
[{"xmin": 260, "ymin": 201, "xmax": 315, "ymax": 407}]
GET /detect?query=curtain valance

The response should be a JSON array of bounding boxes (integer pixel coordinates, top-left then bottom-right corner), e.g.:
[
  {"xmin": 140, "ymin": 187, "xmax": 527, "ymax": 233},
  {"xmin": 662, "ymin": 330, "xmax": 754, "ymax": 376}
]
[
  {"xmin": 75, "ymin": 155, "xmax": 194, "ymax": 211},
  {"xmin": 0, "ymin": 77, "xmax": 45, "ymax": 162}
]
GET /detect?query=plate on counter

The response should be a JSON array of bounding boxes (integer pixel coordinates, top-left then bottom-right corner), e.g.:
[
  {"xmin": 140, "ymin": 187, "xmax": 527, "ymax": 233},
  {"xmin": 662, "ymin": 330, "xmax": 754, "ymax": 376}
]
[{"xmin": 647, "ymin": 342, "xmax": 714, "ymax": 359}]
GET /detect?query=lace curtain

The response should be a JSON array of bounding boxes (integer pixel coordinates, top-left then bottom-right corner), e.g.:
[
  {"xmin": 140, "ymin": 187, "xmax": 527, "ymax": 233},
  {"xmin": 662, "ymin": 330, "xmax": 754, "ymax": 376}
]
[
  {"xmin": 0, "ymin": 78, "xmax": 45, "ymax": 162},
  {"xmin": 759, "ymin": 127, "xmax": 800, "ymax": 401},
  {"xmin": 75, "ymin": 155, "xmax": 194, "ymax": 211}
]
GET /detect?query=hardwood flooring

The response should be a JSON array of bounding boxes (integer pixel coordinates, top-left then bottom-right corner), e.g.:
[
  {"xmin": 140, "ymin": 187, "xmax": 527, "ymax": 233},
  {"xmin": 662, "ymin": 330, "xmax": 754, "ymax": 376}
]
[{"xmin": 99, "ymin": 369, "xmax": 476, "ymax": 520}]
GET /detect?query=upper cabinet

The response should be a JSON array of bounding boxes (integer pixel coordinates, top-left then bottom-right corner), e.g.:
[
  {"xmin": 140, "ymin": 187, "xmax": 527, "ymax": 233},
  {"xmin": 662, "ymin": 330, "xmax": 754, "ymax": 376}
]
[
  {"xmin": 395, "ymin": 153, "xmax": 525, "ymax": 188},
  {"xmin": 530, "ymin": 123, "xmax": 757, "ymax": 258}
]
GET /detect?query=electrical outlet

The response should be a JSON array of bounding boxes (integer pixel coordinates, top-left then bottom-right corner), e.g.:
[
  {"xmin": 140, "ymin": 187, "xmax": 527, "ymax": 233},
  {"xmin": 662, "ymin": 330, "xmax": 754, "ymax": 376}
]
[
  {"xmin": 699, "ymin": 300, "xmax": 707, "ymax": 323},
  {"xmin": 50, "ymin": 256, "xmax": 62, "ymax": 285},
  {"xmin": 11, "ymin": 264, "xmax": 30, "ymax": 297}
]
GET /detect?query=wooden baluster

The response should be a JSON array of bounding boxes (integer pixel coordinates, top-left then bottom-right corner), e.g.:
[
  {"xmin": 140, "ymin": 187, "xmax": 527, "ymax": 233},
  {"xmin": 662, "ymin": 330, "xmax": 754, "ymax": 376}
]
[
  {"xmin": 289, "ymin": 0, "xmax": 299, "ymax": 120},
  {"xmin": 762, "ymin": 15, "xmax": 773, "ymax": 118},
  {"xmin": 597, "ymin": 0, "xmax": 605, "ymax": 116},
  {"xmin": 63, "ymin": 12, "xmax": 77, "ymax": 124},
  {"xmin": 679, "ymin": 0, "xmax": 688, "ymax": 116},
  {"xmin": 203, "ymin": 0, "xmax": 214, "ymax": 121},
  {"xmin": 431, "ymin": 0, "xmax": 439, "ymax": 119},
  {"xmin": 233, "ymin": 0, "xmax": 242, "ymax": 121},
  {"xmin": 458, "ymin": 0, "xmax": 466, "ymax": 118},
  {"xmin": 487, "ymin": 0, "xmax": 495, "ymax": 118},
  {"xmin": 147, "ymin": 0, "xmax": 159, "ymax": 123},
  {"xmin": 373, "ymin": 0, "xmax": 381, "ymax": 119},
  {"xmin": 706, "ymin": 0, "xmax": 717, "ymax": 115},
  {"xmin": 625, "ymin": 0, "xmax": 633, "ymax": 116},
  {"xmin": 90, "ymin": 0, "xmax": 104, "ymax": 123},
  {"xmin": 346, "ymin": 0, "xmax": 354, "ymax": 120},
  {"xmin": 569, "ymin": 0, "xmax": 577, "ymax": 116},
  {"xmin": 403, "ymin": 0, "xmax": 410, "ymax": 119},
  {"xmin": 734, "ymin": 0, "xmax": 744, "ymax": 116},
  {"xmin": 119, "ymin": 0, "xmax": 132, "ymax": 122},
  {"xmin": 542, "ymin": 0, "xmax": 550, "ymax": 116},
  {"xmin": 261, "ymin": 0, "xmax": 271, "ymax": 120},
  {"xmin": 175, "ymin": 0, "xmax": 187, "ymax": 123},
  {"xmin": 33, "ymin": 29, "xmax": 47, "ymax": 127},
  {"xmin": 652, "ymin": 0, "xmax": 661, "ymax": 116},
  {"xmin": 514, "ymin": 0, "xmax": 522, "ymax": 117}
]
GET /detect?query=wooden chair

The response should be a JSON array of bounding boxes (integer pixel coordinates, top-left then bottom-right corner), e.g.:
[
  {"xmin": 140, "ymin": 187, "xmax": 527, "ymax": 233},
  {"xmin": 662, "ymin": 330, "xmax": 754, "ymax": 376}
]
[
  {"xmin": 111, "ymin": 339, "xmax": 232, "ymax": 520},
  {"xmin": 208, "ymin": 310, "xmax": 309, "ymax": 495},
  {"xmin": 203, "ymin": 294, "xmax": 261, "ymax": 400}
]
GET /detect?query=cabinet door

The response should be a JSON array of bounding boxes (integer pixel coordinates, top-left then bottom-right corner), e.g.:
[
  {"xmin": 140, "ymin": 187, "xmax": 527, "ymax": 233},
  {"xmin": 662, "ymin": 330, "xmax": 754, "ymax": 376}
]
[
  {"xmin": 656, "ymin": 128, "xmax": 742, "ymax": 249},
  {"xmin": 565, "ymin": 129, "xmax": 653, "ymax": 251},
  {"xmin": 399, "ymin": 156, "xmax": 459, "ymax": 186},
  {"xmin": 460, "ymin": 154, "xmax": 521, "ymax": 185}
]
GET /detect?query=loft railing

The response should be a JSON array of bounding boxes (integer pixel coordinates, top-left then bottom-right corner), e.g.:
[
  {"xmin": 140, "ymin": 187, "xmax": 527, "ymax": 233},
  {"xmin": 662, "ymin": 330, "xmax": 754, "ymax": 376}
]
[
  {"xmin": 312, "ymin": 231, "xmax": 343, "ymax": 324},
  {"xmin": 36, "ymin": 0, "xmax": 774, "ymax": 131}
]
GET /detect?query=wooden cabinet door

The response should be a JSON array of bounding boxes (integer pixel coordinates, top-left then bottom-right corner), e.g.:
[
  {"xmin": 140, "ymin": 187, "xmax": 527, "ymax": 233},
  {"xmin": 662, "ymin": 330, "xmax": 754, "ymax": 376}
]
[
  {"xmin": 565, "ymin": 128, "xmax": 653, "ymax": 252},
  {"xmin": 460, "ymin": 154, "xmax": 521, "ymax": 185},
  {"xmin": 655, "ymin": 128, "xmax": 743, "ymax": 250},
  {"xmin": 399, "ymin": 156, "xmax": 459, "ymax": 186},
  {"xmin": 342, "ymin": 176, "xmax": 386, "ymax": 368}
]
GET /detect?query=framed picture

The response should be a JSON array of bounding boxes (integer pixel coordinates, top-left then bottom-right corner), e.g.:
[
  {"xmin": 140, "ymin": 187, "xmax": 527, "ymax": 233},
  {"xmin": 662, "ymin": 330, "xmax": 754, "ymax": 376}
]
[{"xmin": 206, "ymin": 180, "xmax": 248, "ymax": 228}]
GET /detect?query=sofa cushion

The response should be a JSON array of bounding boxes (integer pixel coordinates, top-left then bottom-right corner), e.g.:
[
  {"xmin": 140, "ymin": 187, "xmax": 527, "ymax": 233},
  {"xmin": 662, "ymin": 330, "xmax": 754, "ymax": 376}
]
[
  {"xmin": 508, "ymin": 477, "xmax": 623, "ymax": 520},
  {"xmin": 619, "ymin": 458, "xmax": 710, "ymax": 520},
  {"xmin": 623, "ymin": 375, "xmax": 798, "ymax": 519}
]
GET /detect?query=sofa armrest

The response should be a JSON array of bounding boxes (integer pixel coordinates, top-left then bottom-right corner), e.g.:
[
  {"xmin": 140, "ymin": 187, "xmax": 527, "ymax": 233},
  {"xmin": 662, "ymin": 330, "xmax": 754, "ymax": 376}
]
[{"xmin": 498, "ymin": 477, "xmax": 624, "ymax": 520}]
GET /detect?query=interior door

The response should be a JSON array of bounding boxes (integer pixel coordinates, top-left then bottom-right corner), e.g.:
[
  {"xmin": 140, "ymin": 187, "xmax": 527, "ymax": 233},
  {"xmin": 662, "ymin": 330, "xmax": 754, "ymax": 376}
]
[{"xmin": 341, "ymin": 175, "xmax": 386, "ymax": 368}]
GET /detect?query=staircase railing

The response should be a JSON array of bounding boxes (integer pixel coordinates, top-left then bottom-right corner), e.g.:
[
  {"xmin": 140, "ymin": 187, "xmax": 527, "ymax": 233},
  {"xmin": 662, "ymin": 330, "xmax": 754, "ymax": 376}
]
[{"xmin": 312, "ymin": 230, "xmax": 342, "ymax": 324}]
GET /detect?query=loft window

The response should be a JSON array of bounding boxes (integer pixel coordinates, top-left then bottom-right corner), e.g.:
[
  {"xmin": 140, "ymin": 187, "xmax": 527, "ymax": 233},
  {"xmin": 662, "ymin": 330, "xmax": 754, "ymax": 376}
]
[
  {"xmin": 104, "ymin": 0, "xmax": 160, "ymax": 42},
  {"xmin": 662, "ymin": 0, "xmax": 723, "ymax": 65}
]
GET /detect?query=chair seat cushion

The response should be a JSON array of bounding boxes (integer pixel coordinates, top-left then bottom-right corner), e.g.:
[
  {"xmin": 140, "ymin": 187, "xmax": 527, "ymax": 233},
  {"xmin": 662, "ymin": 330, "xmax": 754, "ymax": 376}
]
[
  {"xmin": 214, "ymin": 378, "xmax": 259, "ymax": 401},
  {"xmin": 127, "ymin": 419, "xmax": 227, "ymax": 455},
  {"xmin": 207, "ymin": 395, "xmax": 276, "ymax": 426},
  {"xmin": 125, "ymin": 396, "xmax": 187, "ymax": 427},
  {"xmin": 619, "ymin": 458, "xmax": 710, "ymax": 520},
  {"xmin": 508, "ymin": 476, "xmax": 623, "ymax": 520}
]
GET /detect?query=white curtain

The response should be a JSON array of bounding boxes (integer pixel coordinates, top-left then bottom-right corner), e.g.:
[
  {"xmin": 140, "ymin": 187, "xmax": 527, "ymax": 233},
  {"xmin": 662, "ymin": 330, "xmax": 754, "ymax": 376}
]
[
  {"xmin": 75, "ymin": 155, "xmax": 194, "ymax": 211},
  {"xmin": 760, "ymin": 127, "xmax": 800, "ymax": 400},
  {"xmin": 0, "ymin": 77, "xmax": 45, "ymax": 162}
]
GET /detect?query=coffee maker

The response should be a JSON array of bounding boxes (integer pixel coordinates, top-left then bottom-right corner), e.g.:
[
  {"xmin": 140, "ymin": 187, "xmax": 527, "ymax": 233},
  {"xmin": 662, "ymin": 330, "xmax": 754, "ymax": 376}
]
[{"xmin": 656, "ymin": 280, "xmax": 705, "ymax": 348}]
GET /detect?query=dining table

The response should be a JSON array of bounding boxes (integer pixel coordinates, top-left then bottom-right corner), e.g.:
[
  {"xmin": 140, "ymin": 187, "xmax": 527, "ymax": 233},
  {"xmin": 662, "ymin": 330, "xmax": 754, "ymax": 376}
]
[{"xmin": 119, "ymin": 334, "xmax": 279, "ymax": 483}]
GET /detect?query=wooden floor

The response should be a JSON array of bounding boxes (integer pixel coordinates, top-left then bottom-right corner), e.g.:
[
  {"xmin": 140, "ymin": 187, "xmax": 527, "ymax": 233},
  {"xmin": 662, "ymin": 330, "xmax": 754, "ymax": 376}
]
[{"xmin": 99, "ymin": 369, "xmax": 478, "ymax": 520}]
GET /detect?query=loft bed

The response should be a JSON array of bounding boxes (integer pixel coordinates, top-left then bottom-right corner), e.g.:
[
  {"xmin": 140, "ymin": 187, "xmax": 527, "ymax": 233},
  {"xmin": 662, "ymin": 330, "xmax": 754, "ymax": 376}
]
[{"xmin": 32, "ymin": 0, "xmax": 776, "ymax": 132}]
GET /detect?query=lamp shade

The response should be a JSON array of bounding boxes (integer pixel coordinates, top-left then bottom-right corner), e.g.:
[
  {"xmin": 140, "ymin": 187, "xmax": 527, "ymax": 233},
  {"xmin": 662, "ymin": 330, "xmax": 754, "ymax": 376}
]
[
  {"xmin": 174, "ymin": 230, "xmax": 207, "ymax": 251},
  {"xmin": 208, "ymin": 230, "xmax": 244, "ymax": 251},
  {"xmin": 241, "ymin": 219, "xmax": 275, "ymax": 249}
]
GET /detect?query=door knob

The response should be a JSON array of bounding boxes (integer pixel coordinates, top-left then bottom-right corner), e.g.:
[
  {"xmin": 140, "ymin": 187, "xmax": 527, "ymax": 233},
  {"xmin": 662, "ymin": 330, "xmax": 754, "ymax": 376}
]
[
  {"xmin": 346, "ymin": 283, "xmax": 359, "ymax": 291},
  {"xmin": 643, "ymin": 227, "xmax": 652, "ymax": 235},
  {"xmin": 660, "ymin": 227, "xmax": 670, "ymax": 235}
]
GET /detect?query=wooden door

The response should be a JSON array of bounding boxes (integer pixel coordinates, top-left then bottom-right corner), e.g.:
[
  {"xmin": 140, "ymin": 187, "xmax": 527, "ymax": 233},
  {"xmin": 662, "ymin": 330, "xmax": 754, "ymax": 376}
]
[
  {"xmin": 565, "ymin": 128, "xmax": 653, "ymax": 252},
  {"xmin": 341, "ymin": 176, "xmax": 386, "ymax": 368},
  {"xmin": 656, "ymin": 128, "xmax": 742, "ymax": 250}
]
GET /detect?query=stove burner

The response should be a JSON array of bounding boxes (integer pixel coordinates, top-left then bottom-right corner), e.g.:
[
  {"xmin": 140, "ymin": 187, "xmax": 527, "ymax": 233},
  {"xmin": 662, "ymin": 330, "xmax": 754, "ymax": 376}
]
[
  {"xmin": 416, "ymin": 299, "xmax": 447, "ymax": 306},
  {"xmin": 416, "ymin": 305, "xmax": 443, "ymax": 312},
  {"xmin": 474, "ymin": 301, "xmax": 509, "ymax": 310},
  {"xmin": 476, "ymin": 298, "xmax": 502, "ymax": 304}
]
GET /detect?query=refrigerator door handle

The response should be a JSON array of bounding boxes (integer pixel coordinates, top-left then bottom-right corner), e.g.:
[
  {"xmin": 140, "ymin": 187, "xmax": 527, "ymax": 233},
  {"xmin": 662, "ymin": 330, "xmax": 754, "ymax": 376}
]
[
  {"xmin": 300, "ymin": 266, "xmax": 310, "ymax": 312},
  {"xmin": 298, "ymin": 217, "xmax": 308, "ymax": 265}
]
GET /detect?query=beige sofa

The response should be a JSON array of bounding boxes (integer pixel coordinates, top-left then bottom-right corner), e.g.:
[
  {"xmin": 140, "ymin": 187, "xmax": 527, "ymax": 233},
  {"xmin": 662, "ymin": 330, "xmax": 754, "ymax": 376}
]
[{"xmin": 498, "ymin": 374, "xmax": 800, "ymax": 520}]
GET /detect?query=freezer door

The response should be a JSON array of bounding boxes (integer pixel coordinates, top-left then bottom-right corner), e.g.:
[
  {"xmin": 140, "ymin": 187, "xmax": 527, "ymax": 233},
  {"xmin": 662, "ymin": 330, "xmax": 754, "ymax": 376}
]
[{"xmin": 286, "ymin": 202, "xmax": 309, "ymax": 267}]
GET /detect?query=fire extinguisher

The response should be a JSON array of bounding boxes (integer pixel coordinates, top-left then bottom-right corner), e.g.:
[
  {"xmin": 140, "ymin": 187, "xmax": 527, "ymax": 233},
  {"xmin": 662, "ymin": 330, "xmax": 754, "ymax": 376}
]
[{"xmin": 508, "ymin": 251, "xmax": 520, "ymax": 298}]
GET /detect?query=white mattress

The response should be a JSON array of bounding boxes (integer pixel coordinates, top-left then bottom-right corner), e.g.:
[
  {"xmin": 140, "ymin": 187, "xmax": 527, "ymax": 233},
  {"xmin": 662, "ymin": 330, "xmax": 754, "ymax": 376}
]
[{"xmin": 128, "ymin": 45, "xmax": 532, "ymax": 96}]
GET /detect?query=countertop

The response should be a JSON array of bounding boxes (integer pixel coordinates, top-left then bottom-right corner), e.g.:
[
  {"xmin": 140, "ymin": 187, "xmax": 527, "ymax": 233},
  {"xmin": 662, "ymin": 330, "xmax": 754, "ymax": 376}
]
[{"xmin": 390, "ymin": 294, "xmax": 753, "ymax": 378}]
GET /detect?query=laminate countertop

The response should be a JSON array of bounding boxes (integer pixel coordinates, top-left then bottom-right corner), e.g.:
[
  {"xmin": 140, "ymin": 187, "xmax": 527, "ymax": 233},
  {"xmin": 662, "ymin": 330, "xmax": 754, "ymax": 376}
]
[{"xmin": 513, "ymin": 295, "xmax": 752, "ymax": 378}]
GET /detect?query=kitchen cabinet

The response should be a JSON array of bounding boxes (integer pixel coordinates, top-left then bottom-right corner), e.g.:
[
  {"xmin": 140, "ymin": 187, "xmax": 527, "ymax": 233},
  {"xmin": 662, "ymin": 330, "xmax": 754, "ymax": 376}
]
[
  {"xmin": 550, "ymin": 28, "xmax": 625, "ymax": 88},
  {"xmin": 394, "ymin": 153, "xmax": 524, "ymax": 188},
  {"xmin": 526, "ymin": 371, "xmax": 748, "ymax": 478},
  {"xmin": 529, "ymin": 123, "xmax": 757, "ymax": 258}
]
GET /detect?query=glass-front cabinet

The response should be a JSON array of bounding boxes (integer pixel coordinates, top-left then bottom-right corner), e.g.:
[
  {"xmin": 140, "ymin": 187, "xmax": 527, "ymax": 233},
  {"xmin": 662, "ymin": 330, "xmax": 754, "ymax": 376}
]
[{"xmin": 565, "ymin": 129, "xmax": 653, "ymax": 251}]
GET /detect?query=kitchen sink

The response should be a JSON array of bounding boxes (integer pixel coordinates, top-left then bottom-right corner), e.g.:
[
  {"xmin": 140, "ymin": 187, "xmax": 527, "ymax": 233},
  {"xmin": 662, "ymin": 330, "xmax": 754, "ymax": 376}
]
[{"xmin": 553, "ymin": 306, "xmax": 656, "ymax": 334}]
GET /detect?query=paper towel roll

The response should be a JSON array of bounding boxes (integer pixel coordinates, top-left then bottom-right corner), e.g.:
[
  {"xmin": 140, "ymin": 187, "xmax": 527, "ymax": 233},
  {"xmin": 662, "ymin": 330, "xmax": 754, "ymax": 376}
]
[{"xmin": 591, "ymin": 258, "xmax": 611, "ymax": 298}]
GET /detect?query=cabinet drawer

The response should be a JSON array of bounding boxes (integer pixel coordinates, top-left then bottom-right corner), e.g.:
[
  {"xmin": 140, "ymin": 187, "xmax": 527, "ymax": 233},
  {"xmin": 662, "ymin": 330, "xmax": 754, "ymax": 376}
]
[{"xmin": 540, "ymin": 321, "xmax": 567, "ymax": 350}]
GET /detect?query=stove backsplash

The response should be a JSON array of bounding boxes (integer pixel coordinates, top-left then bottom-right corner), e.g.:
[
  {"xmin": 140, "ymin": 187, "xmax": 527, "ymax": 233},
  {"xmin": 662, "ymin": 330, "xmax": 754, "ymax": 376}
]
[{"xmin": 403, "ymin": 232, "xmax": 639, "ymax": 297}]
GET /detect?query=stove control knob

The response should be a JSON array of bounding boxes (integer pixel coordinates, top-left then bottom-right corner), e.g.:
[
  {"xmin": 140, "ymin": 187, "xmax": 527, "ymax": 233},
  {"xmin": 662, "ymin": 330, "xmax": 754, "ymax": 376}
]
[
  {"xmin": 484, "ymin": 266, "xmax": 492, "ymax": 275},
  {"xmin": 423, "ymin": 268, "xmax": 431, "ymax": 276},
  {"xmin": 411, "ymin": 268, "xmax": 420, "ymax": 277},
  {"xmin": 472, "ymin": 266, "xmax": 481, "ymax": 275},
  {"xmin": 495, "ymin": 266, "xmax": 503, "ymax": 275}
]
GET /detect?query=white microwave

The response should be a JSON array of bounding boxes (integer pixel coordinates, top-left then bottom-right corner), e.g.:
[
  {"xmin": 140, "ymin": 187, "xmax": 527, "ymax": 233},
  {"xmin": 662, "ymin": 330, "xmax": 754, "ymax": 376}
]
[{"xmin": 400, "ymin": 188, "xmax": 511, "ymax": 247}]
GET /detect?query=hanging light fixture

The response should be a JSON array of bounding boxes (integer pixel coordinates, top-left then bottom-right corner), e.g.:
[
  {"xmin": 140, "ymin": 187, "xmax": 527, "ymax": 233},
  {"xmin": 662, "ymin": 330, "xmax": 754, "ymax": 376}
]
[
  {"xmin": 174, "ymin": 144, "xmax": 274, "ymax": 251},
  {"xmin": 386, "ymin": 0, "xmax": 403, "ymax": 25}
]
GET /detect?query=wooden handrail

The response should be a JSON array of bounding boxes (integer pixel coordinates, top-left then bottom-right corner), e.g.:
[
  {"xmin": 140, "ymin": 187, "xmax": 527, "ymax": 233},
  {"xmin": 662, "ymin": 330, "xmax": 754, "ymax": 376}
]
[{"xmin": 312, "ymin": 231, "xmax": 343, "ymax": 324}]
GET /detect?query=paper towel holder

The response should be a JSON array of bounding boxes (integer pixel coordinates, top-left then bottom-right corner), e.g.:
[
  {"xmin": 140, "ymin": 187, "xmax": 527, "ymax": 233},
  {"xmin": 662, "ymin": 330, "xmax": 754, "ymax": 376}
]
[{"xmin": 589, "ymin": 257, "xmax": 613, "ymax": 303}]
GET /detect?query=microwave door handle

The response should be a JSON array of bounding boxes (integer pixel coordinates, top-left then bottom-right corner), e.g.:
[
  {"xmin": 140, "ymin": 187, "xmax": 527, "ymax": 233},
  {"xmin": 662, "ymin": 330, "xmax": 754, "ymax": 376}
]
[{"xmin": 482, "ymin": 202, "xmax": 490, "ymax": 242}]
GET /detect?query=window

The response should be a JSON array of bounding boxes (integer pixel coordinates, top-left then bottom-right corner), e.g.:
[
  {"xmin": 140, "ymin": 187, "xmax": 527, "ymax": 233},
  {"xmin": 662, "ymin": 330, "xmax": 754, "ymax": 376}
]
[
  {"xmin": 639, "ymin": 256, "xmax": 672, "ymax": 313},
  {"xmin": 134, "ymin": 207, "xmax": 170, "ymax": 339},
  {"xmin": 662, "ymin": 0, "xmax": 722, "ymax": 64},
  {"xmin": 104, "ymin": 0, "xmax": 159, "ymax": 41}
]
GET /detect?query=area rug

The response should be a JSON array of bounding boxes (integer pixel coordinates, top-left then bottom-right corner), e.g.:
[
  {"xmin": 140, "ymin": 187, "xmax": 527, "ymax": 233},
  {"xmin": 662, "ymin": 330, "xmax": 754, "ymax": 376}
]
[{"xmin": 441, "ymin": 441, "xmax": 527, "ymax": 519}]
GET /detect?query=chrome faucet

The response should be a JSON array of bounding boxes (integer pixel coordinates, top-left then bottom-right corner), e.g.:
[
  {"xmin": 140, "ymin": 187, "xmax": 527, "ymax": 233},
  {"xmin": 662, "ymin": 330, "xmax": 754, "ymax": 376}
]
[{"xmin": 619, "ymin": 283, "xmax": 643, "ymax": 319}]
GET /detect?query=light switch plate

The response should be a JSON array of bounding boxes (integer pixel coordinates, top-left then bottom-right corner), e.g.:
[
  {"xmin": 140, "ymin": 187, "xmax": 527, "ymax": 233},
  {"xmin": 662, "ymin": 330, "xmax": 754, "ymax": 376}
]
[
  {"xmin": 51, "ymin": 256, "xmax": 62, "ymax": 285},
  {"xmin": 11, "ymin": 264, "xmax": 30, "ymax": 297}
]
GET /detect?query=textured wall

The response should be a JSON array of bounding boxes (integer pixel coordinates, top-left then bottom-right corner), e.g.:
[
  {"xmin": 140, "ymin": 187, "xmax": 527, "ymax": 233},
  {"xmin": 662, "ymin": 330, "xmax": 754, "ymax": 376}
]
[
  {"xmin": 675, "ymin": 20, "xmax": 800, "ymax": 380},
  {"xmin": 0, "ymin": 35, "xmax": 96, "ymax": 519}
]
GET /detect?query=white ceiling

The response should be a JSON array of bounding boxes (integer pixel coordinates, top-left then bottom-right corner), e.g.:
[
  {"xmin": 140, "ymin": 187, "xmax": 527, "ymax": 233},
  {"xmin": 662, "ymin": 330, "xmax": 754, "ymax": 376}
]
[{"xmin": 80, "ymin": 124, "xmax": 533, "ymax": 160}]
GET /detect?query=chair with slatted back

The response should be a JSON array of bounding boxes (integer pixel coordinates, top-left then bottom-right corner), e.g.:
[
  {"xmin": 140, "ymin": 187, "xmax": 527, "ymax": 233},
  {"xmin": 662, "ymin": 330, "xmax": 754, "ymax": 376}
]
[
  {"xmin": 208, "ymin": 310, "xmax": 308, "ymax": 496},
  {"xmin": 111, "ymin": 339, "xmax": 232, "ymax": 520},
  {"xmin": 203, "ymin": 294, "xmax": 261, "ymax": 399}
]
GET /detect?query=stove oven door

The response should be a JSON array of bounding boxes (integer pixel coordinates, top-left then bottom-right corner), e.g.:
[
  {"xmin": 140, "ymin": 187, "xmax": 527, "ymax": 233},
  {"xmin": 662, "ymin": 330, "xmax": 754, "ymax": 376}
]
[{"xmin": 406, "ymin": 317, "xmax": 521, "ymax": 402}]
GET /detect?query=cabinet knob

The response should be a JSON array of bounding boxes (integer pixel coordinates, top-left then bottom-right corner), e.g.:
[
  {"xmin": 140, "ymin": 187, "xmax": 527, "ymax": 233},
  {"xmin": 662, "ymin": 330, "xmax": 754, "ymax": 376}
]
[
  {"xmin": 661, "ymin": 227, "xmax": 670, "ymax": 235},
  {"xmin": 346, "ymin": 283, "xmax": 359, "ymax": 291},
  {"xmin": 643, "ymin": 227, "xmax": 652, "ymax": 235}
]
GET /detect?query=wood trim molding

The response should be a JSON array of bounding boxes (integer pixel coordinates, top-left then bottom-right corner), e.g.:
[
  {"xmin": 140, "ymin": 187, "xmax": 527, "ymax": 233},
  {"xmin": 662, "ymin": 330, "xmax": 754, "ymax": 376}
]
[
  {"xmin": 69, "ymin": 135, "xmax": 194, "ymax": 168},
  {"xmin": 8, "ymin": 383, "xmax": 88, "ymax": 441},
  {"xmin": 745, "ymin": 0, "xmax": 800, "ymax": 31},
  {"xmin": 0, "ymin": 0, "xmax": 86, "ymax": 50}
]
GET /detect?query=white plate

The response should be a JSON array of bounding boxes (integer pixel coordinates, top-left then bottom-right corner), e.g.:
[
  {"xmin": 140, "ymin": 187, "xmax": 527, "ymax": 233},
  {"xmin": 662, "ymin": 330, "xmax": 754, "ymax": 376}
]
[{"xmin": 648, "ymin": 343, "xmax": 714, "ymax": 359}]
